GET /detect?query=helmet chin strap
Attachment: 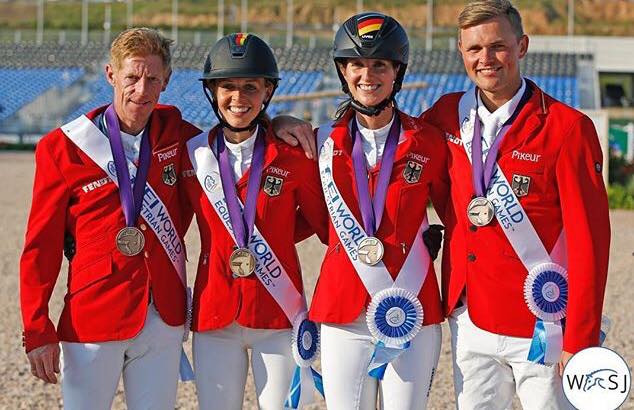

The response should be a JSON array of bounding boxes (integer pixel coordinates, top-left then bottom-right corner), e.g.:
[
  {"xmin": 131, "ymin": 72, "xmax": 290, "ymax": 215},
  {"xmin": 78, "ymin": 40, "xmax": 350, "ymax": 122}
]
[
  {"xmin": 202, "ymin": 83, "xmax": 277, "ymax": 133},
  {"xmin": 349, "ymin": 96, "xmax": 393, "ymax": 117}
]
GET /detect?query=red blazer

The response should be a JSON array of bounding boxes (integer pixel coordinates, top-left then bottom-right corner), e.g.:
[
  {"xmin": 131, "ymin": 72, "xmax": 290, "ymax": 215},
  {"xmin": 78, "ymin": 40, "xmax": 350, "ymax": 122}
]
[
  {"xmin": 180, "ymin": 125, "xmax": 329, "ymax": 332},
  {"xmin": 20, "ymin": 104, "xmax": 200, "ymax": 352},
  {"xmin": 421, "ymin": 81, "xmax": 610, "ymax": 354},
  {"xmin": 308, "ymin": 110, "xmax": 449, "ymax": 326}
]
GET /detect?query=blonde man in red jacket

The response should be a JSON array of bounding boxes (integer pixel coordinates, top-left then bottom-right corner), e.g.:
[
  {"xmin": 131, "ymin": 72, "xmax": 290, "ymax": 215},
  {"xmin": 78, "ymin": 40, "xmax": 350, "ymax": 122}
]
[
  {"xmin": 420, "ymin": 1, "xmax": 609, "ymax": 408},
  {"xmin": 20, "ymin": 28, "xmax": 199, "ymax": 409}
]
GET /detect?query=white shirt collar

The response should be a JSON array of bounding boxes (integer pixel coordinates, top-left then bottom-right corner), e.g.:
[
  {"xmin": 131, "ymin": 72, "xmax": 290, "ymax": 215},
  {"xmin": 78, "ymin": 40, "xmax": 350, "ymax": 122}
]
[
  {"xmin": 223, "ymin": 125, "xmax": 258, "ymax": 154},
  {"xmin": 477, "ymin": 77, "xmax": 526, "ymax": 126}
]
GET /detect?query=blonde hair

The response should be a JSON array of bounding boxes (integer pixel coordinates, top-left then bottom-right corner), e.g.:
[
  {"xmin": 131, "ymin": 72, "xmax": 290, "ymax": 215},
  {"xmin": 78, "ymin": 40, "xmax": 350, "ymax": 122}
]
[
  {"xmin": 458, "ymin": 0, "xmax": 524, "ymax": 39},
  {"xmin": 110, "ymin": 27, "xmax": 173, "ymax": 72}
]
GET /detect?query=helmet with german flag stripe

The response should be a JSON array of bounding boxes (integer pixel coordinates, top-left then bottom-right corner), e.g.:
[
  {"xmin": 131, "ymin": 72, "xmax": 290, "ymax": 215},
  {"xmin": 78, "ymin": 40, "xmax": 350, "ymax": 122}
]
[
  {"xmin": 200, "ymin": 33, "xmax": 279, "ymax": 132},
  {"xmin": 200, "ymin": 33, "xmax": 279, "ymax": 82},
  {"xmin": 333, "ymin": 12, "xmax": 409, "ymax": 115}
]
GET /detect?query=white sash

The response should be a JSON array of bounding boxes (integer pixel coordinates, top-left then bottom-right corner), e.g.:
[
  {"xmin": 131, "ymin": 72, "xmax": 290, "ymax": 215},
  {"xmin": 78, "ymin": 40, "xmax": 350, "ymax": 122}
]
[
  {"xmin": 186, "ymin": 131, "xmax": 306, "ymax": 324},
  {"xmin": 316, "ymin": 123, "xmax": 431, "ymax": 301},
  {"xmin": 458, "ymin": 90, "xmax": 566, "ymax": 363},
  {"xmin": 62, "ymin": 115, "xmax": 187, "ymax": 285},
  {"xmin": 457, "ymin": 89, "xmax": 566, "ymax": 271}
]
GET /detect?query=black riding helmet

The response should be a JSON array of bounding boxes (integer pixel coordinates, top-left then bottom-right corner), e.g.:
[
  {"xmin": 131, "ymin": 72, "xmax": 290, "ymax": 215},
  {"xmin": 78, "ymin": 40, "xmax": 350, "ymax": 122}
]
[
  {"xmin": 333, "ymin": 12, "xmax": 409, "ymax": 116},
  {"xmin": 200, "ymin": 33, "xmax": 280, "ymax": 132}
]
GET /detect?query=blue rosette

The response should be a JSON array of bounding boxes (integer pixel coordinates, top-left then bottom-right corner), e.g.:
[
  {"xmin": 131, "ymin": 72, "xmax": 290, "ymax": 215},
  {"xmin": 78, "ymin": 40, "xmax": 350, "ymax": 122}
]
[
  {"xmin": 285, "ymin": 312, "xmax": 324, "ymax": 408},
  {"xmin": 366, "ymin": 287, "xmax": 424, "ymax": 346},
  {"xmin": 523, "ymin": 262, "xmax": 568, "ymax": 322},
  {"xmin": 291, "ymin": 312, "xmax": 320, "ymax": 367}
]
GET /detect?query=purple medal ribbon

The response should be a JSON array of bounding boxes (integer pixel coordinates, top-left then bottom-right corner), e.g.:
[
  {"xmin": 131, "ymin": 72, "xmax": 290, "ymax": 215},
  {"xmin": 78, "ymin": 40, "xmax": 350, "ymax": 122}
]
[
  {"xmin": 471, "ymin": 118, "xmax": 511, "ymax": 197},
  {"xmin": 471, "ymin": 86, "xmax": 531, "ymax": 197},
  {"xmin": 104, "ymin": 104, "xmax": 151, "ymax": 227},
  {"xmin": 217, "ymin": 127, "xmax": 266, "ymax": 249},
  {"xmin": 351, "ymin": 115, "xmax": 401, "ymax": 236}
]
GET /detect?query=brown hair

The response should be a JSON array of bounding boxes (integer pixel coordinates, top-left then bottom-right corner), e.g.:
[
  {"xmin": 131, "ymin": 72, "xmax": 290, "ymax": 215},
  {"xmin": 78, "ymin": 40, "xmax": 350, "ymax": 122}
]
[
  {"xmin": 458, "ymin": 0, "xmax": 524, "ymax": 39},
  {"xmin": 110, "ymin": 27, "xmax": 173, "ymax": 73}
]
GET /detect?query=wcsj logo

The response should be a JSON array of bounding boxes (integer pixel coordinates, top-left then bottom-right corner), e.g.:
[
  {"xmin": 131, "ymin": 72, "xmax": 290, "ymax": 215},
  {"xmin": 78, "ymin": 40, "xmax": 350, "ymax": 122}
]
[{"xmin": 562, "ymin": 347, "xmax": 631, "ymax": 410}]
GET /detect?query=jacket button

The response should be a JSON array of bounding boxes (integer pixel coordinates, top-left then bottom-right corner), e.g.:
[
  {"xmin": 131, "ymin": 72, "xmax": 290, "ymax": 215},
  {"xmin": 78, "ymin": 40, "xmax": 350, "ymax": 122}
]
[
  {"xmin": 140, "ymin": 224, "xmax": 147, "ymax": 231},
  {"xmin": 469, "ymin": 225, "xmax": 477, "ymax": 232},
  {"xmin": 467, "ymin": 253, "xmax": 476, "ymax": 262},
  {"xmin": 144, "ymin": 251, "xmax": 149, "ymax": 258}
]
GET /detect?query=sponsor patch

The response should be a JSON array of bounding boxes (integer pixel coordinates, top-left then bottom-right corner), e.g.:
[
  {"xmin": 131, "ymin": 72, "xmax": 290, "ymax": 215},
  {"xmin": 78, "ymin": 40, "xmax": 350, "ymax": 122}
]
[
  {"xmin": 595, "ymin": 162, "xmax": 603, "ymax": 173},
  {"xmin": 82, "ymin": 177, "xmax": 112, "ymax": 193},
  {"xmin": 511, "ymin": 174, "xmax": 531, "ymax": 197},
  {"xmin": 156, "ymin": 146, "xmax": 178, "ymax": 163},
  {"xmin": 266, "ymin": 165, "xmax": 290, "ymax": 178},
  {"xmin": 263, "ymin": 175, "xmax": 283, "ymax": 196},
  {"xmin": 512, "ymin": 150, "xmax": 542, "ymax": 163},
  {"xmin": 162, "ymin": 163, "xmax": 177, "ymax": 186}
]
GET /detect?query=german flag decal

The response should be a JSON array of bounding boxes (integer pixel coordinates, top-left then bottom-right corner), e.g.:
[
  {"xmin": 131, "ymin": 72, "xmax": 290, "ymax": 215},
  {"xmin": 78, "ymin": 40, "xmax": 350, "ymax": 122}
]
[
  {"xmin": 234, "ymin": 33, "xmax": 249, "ymax": 46},
  {"xmin": 357, "ymin": 15, "xmax": 384, "ymax": 38},
  {"xmin": 230, "ymin": 33, "xmax": 249, "ymax": 57}
]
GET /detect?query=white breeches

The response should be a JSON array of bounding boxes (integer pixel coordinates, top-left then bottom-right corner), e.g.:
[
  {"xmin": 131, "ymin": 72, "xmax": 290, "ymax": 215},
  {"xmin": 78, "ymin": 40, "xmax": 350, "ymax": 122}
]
[
  {"xmin": 449, "ymin": 304, "xmax": 572, "ymax": 410},
  {"xmin": 60, "ymin": 303, "xmax": 184, "ymax": 410},
  {"xmin": 320, "ymin": 313, "xmax": 441, "ymax": 410},
  {"xmin": 193, "ymin": 322, "xmax": 295, "ymax": 410}
]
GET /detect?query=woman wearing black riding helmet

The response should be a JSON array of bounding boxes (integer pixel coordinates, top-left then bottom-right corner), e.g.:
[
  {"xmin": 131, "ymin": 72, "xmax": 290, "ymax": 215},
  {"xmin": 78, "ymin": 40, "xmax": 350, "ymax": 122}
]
[
  {"xmin": 304, "ymin": 12, "xmax": 450, "ymax": 409},
  {"xmin": 179, "ymin": 33, "xmax": 328, "ymax": 409}
]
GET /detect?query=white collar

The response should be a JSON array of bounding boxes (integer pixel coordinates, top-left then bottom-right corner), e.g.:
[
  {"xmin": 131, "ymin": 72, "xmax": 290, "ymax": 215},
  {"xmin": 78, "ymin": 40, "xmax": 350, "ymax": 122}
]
[
  {"xmin": 223, "ymin": 125, "xmax": 258, "ymax": 154},
  {"xmin": 477, "ymin": 77, "xmax": 526, "ymax": 128},
  {"xmin": 355, "ymin": 115, "xmax": 394, "ymax": 143}
]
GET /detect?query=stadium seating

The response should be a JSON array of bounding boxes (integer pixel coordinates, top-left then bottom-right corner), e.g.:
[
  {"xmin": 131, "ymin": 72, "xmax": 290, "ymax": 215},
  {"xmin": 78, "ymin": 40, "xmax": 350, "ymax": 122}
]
[
  {"xmin": 0, "ymin": 67, "xmax": 84, "ymax": 122},
  {"xmin": 0, "ymin": 42, "xmax": 587, "ymax": 129}
]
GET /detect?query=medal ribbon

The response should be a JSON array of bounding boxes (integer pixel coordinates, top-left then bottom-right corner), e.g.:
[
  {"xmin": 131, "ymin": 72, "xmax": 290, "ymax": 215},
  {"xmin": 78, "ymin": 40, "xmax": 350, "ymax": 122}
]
[
  {"xmin": 104, "ymin": 105, "xmax": 151, "ymax": 227},
  {"xmin": 217, "ymin": 127, "xmax": 265, "ymax": 250},
  {"xmin": 351, "ymin": 116, "xmax": 400, "ymax": 236},
  {"xmin": 470, "ymin": 85, "xmax": 530, "ymax": 197},
  {"xmin": 471, "ymin": 118, "xmax": 511, "ymax": 197}
]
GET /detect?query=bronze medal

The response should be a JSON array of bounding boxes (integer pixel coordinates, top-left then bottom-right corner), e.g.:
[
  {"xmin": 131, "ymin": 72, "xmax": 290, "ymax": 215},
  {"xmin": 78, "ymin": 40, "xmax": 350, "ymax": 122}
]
[
  {"xmin": 229, "ymin": 248, "xmax": 256, "ymax": 278},
  {"xmin": 467, "ymin": 196, "xmax": 495, "ymax": 226},
  {"xmin": 357, "ymin": 236, "xmax": 384, "ymax": 265},
  {"xmin": 116, "ymin": 226, "xmax": 145, "ymax": 256}
]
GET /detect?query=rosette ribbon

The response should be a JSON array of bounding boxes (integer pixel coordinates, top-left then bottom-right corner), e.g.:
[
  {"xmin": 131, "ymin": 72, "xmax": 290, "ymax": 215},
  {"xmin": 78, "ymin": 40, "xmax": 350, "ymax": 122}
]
[
  {"xmin": 366, "ymin": 288, "xmax": 423, "ymax": 379},
  {"xmin": 524, "ymin": 263, "xmax": 568, "ymax": 364},
  {"xmin": 284, "ymin": 313, "xmax": 324, "ymax": 409}
]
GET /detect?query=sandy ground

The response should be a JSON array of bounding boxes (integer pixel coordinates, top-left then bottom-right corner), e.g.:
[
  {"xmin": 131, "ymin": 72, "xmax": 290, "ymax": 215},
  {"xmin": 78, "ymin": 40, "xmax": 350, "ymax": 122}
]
[{"xmin": 1, "ymin": 151, "xmax": 632, "ymax": 409}]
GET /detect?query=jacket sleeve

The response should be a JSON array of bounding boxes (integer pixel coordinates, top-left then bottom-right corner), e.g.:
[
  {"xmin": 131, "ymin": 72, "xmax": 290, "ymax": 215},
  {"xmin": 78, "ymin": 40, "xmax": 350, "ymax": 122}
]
[
  {"xmin": 20, "ymin": 137, "xmax": 69, "ymax": 352},
  {"xmin": 556, "ymin": 115, "xmax": 610, "ymax": 354},
  {"xmin": 296, "ymin": 159, "xmax": 329, "ymax": 245}
]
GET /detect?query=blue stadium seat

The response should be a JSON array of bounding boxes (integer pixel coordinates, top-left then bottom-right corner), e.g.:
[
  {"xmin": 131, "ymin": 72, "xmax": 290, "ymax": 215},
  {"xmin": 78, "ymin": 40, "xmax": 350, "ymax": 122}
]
[{"xmin": 0, "ymin": 67, "xmax": 84, "ymax": 122}]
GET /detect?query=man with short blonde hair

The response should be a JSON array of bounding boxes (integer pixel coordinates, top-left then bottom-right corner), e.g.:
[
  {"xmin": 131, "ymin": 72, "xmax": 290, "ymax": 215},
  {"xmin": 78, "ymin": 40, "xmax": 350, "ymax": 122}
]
[
  {"xmin": 458, "ymin": 0, "xmax": 524, "ymax": 38},
  {"xmin": 109, "ymin": 27, "xmax": 173, "ymax": 71},
  {"xmin": 423, "ymin": 0, "xmax": 609, "ymax": 408},
  {"xmin": 20, "ymin": 27, "xmax": 199, "ymax": 409}
]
